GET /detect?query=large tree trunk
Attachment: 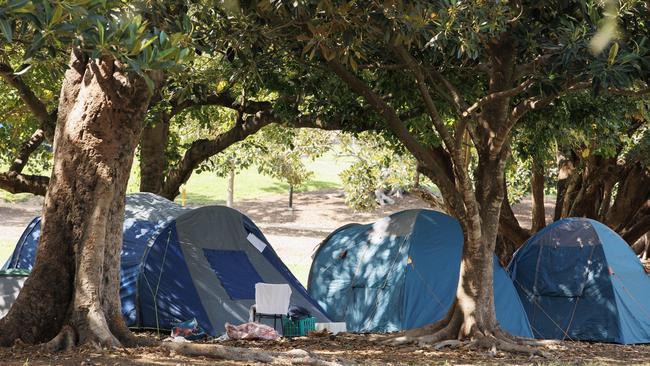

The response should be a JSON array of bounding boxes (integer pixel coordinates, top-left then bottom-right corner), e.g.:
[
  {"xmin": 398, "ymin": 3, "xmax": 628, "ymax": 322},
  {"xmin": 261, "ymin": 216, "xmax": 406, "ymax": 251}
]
[
  {"xmin": 497, "ymin": 177, "xmax": 531, "ymax": 264},
  {"xmin": 554, "ymin": 150, "xmax": 577, "ymax": 221},
  {"xmin": 606, "ymin": 163, "xmax": 650, "ymax": 232},
  {"xmin": 0, "ymin": 51, "xmax": 156, "ymax": 348},
  {"xmin": 139, "ymin": 119, "xmax": 169, "ymax": 193},
  {"xmin": 530, "ymin": 159, "xmax": 546, "ymax": 233}
]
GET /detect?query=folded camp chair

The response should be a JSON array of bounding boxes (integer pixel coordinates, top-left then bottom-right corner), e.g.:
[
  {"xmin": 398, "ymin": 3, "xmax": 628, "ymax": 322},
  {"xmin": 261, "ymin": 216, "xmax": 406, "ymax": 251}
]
[{"xmin": 252, "ymin": 283, "xmax": 291, "ymax": 331}]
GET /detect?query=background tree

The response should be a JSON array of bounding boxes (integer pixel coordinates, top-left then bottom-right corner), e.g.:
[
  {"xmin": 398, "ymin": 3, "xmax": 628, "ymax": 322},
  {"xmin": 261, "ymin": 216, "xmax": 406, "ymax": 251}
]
[
  {"xmin": 338, "ymin": 131, "xmax": 420, "ymax": 211},
  {"xmin": 233, "ymin": 0, "xmax": 650, "ymax": 351}
]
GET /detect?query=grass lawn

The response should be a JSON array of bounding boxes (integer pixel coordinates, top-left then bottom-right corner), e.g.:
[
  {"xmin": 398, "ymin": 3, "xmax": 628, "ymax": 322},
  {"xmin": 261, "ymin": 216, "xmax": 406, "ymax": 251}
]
[
  {"xmin": 0, "ymin": 239, "xmax": 14, "ymax": 266},
  {"xmin": 4, "ymin": 152, "xmax": 355, "ymax": 206},
  {"xmin": 172, "ymin": 153, "xmax": 355, "ymax": 206},
  {"xmin": 286, "ymin": 263, "xmax": 311, "ymax": 287}
]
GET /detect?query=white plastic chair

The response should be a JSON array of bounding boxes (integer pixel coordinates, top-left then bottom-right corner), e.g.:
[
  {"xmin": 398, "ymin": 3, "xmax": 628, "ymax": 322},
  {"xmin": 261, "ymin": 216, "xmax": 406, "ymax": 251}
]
[{"xmin": 253, "ymin": 283, "xmax": 292, "ymax": 330}]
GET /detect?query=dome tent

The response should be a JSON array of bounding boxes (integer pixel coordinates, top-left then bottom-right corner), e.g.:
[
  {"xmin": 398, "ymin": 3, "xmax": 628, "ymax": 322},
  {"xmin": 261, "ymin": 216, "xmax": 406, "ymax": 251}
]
[
  {"xmin": 308, "ymin": 209, "xmax": 533, "ymax": 336},
  {"xmin": 508, "ymin": 218, "xmax": 650, "ymax": 344},
  {"xmin": 4, "ymin": 192, "xmax": 329, "ymax": 335}
]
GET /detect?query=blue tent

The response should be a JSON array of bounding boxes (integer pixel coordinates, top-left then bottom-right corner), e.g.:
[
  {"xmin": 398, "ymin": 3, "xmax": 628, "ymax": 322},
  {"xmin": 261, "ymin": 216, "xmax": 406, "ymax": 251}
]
[
  {"xmin": 508, "ymin": 218, "xmax": 650, "ymax": 344},
  {"xmin": 308, "ymin": 209, "xmax": 533, "ymax": 337},
  {"xmin": 3, "ymin": 193, "xmax": 329, "ymax": 335}
]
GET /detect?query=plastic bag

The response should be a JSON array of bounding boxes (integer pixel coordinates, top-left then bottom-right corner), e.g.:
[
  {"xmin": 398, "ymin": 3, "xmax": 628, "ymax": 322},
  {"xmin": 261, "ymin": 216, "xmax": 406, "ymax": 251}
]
[
  {"xmin": 225, "ymin": 322, "xmax": 279, "ymax": 340},
  {"xmin": 171, "ymin": 318, "xmax": 208, "ymax": 341}
]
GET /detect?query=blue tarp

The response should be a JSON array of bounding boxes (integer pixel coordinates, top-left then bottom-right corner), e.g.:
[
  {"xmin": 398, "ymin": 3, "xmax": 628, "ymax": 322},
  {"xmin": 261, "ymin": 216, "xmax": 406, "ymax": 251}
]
[
  {"xmin": 508, "ymin": 218, "xmax": 650, "ymax": 344},
  {"xmin": 204, "ymin": 249, "xmax": 263, "ymax": 300},
  {"xmin": 308, "ymin": 209, "xmax": 533, "ymax": 337}
]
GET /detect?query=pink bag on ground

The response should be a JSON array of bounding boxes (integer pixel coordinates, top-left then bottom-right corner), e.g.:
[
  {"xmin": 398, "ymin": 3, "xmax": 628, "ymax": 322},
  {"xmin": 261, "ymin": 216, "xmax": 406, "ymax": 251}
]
[{"xmin": 225, "ymin": 322, "xmax": 280, "ymax": 340}]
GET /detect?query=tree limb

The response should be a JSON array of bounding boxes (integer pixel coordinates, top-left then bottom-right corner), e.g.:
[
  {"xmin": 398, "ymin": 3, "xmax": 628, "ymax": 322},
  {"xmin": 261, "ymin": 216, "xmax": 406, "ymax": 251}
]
[
  {"xmin": 621, "ymin": 199, "xmax": 650, "ymax": 245},
  {"xmin": 463, "ymin": 79, "xmax": 534, "ymax": 118},
  {"xmin": 0, "ymin": 128, "xmax": 51, "ymax": 196},
  {"xmin": 160, "ymin": 110, "xmax": 277, "ymax": 199},
  {"xmin": 169, "ymin": 92, "xmax": 273, "ymax": 117},
  {"xmin": 325, "ymin": 59, "xmax": 466, "ymax": 217},
  {"xmin": 8, "ymin": 129, "xmax": 46, "ymax": 173},
  {"xmin": 0, "ymin": 63, "xmax": 56, "ymax": 140},
  {"xmin": 0, "ymin": 171, "xmax": 49, "ymax": 196},
  {"xmin": 391, "ymin": 46, "xmax": 461, "ymax": 163},
  {"xmin": 494, "ymin": 81, "xmax": 592, "ymax": 155}
]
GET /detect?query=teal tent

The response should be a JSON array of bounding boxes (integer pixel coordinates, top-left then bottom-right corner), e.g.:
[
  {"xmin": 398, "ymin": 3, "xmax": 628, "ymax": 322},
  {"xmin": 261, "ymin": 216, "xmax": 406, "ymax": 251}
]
[{"xmin": 308, "ymin": 209, "xmax": 533, "ymax": 337}]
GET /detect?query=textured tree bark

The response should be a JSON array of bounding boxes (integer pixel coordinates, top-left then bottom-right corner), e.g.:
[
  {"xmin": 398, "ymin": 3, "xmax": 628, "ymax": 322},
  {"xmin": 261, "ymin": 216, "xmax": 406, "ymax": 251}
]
[
  {"xmin": 530, "ymin": 159, "xmax": 546, "ymax": 233},
  {"xmin": 139, "ymin": 119, "xmax": 169, "ymax": 193},
  {"xmin": 554, "ymin": 150, "xmax": 577, "ymax": 221},
  {"xmin": 0, "ymin": 50, "xmax": 156, "ymax": 348},
  {"xmin": 606, "ymin": 163, "xmax": 650, "ymax": 232},
  {"xmin": 226, "ymin": 165, "xmax": 235, "ymax": 207},
  {"xmin": 499, "ymin": 191, "xmax": 531, "ymax": 245}
]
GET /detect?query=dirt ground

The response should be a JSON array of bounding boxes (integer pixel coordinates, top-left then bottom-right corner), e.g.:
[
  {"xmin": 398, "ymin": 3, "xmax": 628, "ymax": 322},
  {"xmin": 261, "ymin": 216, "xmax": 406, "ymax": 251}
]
[
  {"xmin": 1, "ymin": 332, "xmax": 650, "ymax": 365},
  {"xmin": 4, "ymin": 190, "xmax": 648, "ymax": 365}
]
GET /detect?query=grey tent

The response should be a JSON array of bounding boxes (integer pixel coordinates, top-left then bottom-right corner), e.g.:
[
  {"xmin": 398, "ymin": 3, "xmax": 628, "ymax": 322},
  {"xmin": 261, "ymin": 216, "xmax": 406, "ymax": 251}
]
[
  {"xmin": 4, "ymin": 193, "xmax": 330, "ymax": 335},
  {"xmin": 0, "ymin": 269, "xmax": 29, "ymax": 318}
]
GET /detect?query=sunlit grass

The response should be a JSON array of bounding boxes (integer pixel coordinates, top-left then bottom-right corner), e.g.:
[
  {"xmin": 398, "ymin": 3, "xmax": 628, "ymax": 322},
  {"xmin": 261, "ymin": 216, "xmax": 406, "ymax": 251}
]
[
  {"xmin": 286, "ymin": 263, "xmax": 311, "ymax": 287},
  {"xmin": 4, "ymin": 152, "xmax": 355, "ymax": 205},
  {"xmin": 172, "ymin": 153, "xmax": 355, "ymax": 206},
  {"xmin": 0, "ymin": 239, "xmax": 14, "ymax": 266}
]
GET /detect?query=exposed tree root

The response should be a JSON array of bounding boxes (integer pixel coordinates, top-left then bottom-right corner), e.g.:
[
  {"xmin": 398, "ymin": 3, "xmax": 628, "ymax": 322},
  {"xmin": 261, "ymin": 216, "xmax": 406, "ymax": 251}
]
[
  {"xmin": 433, "ymin": 340, "xmax": 462, "ymax": 350},
  {"xmin": 382, "ymin": 306, "xmax": 550, "ymax": 358},
  {"xmin": 44, "ymin": 325, "xmax": 77, "ymax": 352},
  {"xmin": 164, "ymin": 342, "xmax": 345, "ymax": 365},
  {"xmin": 382, "ymin": 303, "xmax": 462, "ymax": 346}
]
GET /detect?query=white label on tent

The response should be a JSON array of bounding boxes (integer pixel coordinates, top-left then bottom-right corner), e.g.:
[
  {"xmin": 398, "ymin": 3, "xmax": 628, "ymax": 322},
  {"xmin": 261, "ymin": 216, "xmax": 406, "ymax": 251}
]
[{"xmin": 247, "ymin": 233, "xmax": 267, "ymax": 252}]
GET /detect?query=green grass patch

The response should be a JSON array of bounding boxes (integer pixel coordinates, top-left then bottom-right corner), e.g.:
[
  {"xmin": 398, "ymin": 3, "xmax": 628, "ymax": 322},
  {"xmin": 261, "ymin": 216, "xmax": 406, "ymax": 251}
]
[
  {"xmin": 286, "ymin": 263, "xmax": 311, "ymax": 288},
  {"xmin": 3, "ymin": 152, "xmax": 355, "ymax": 205},
  {"xmin": 177, "ymin": 153, "xmax": 355, "ymax": 206},
  {"xmin": 0, "ymin": 239, "xmax": 15, "ymax": 265},
  {"xmin": 0, "ymin": 191, "xmax": 35, "ymax": 203}
]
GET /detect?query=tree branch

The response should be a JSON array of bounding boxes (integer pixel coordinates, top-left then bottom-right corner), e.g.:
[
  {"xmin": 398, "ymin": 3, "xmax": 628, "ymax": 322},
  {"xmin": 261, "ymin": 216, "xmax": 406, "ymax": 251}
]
[
  {"xmin": 0, "ymin": 128, "xmax": 51, "ymax": 196},
  {"xmin": 463, "ymin": 79, "xmax": 534, "ymax": 118},
  {"xmin": 493, "ymin": 81, "xmax": 592, "ymax": 155},
  {"xmin": 8, "ymin": 129, "xmax": 46, "ymax": 173},
  {"xmin": 607, "ymin": 86, "xmax": 650, "ymax": 97},
  {"xmin": 159, "ymin": 110, "xmax": 278, "ymax": 199},
  {"xmin": 169, "ymin": 92, "xmax": 273, "ymax": 118},
  {"xmin": 325, "ymin": 59, "xmax": 466, "ymax": 217},
  {"xmin": 392, "ymin": 46, "xmax": 459, "ymax": 159},
  {"xmin": 0, "ymin": 171, "xmax": 49, "ymax": 196},
  {"xmin": 0, "ymin": 63, "xmax": 56, "ymax": 140},
  {"xmin": 618, "ymin": 196, "xmax": 650, "ymax": 244}
]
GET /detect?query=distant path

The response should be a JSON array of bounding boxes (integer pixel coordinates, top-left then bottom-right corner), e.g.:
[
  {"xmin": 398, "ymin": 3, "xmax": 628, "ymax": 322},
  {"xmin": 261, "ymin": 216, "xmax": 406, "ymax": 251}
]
[{"xmin": 0, "ymin": 197, "xmax": 42, "ymax": 243}]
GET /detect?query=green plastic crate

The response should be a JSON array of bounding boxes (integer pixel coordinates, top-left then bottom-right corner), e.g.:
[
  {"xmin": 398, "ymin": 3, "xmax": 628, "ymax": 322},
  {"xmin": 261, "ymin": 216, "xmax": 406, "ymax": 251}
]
[{"xmin": 281, "ymin": 316, "xmax": 316, "ymax": 337}]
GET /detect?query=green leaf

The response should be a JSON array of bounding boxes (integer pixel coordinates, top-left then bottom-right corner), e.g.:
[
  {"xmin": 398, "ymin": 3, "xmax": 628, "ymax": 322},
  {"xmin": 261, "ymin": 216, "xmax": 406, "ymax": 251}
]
[
  {"xmin": 608, "ymin": 42, "xmax": 619, "ymax": 66},
  {"xmin": 0, "ymin": 18, "xmax": 12, "ymax": 42},
  {"xmin": 50, "ymin": 5, "xmax": 64, "ymax": 26},
  {"xmin": 142, "ymin": 73, "xmax": 154, "ymax": 93},
  {"xmin": 96, "ymin": 19, "xmax": 104, "ymax": 45},
  {"xmin": 155, "ymin": 47, "xmax": 176, "ymax": 61},
  {"xmin": 159, "ymin": 30, "xmax": 168, "ymax": 45}
]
